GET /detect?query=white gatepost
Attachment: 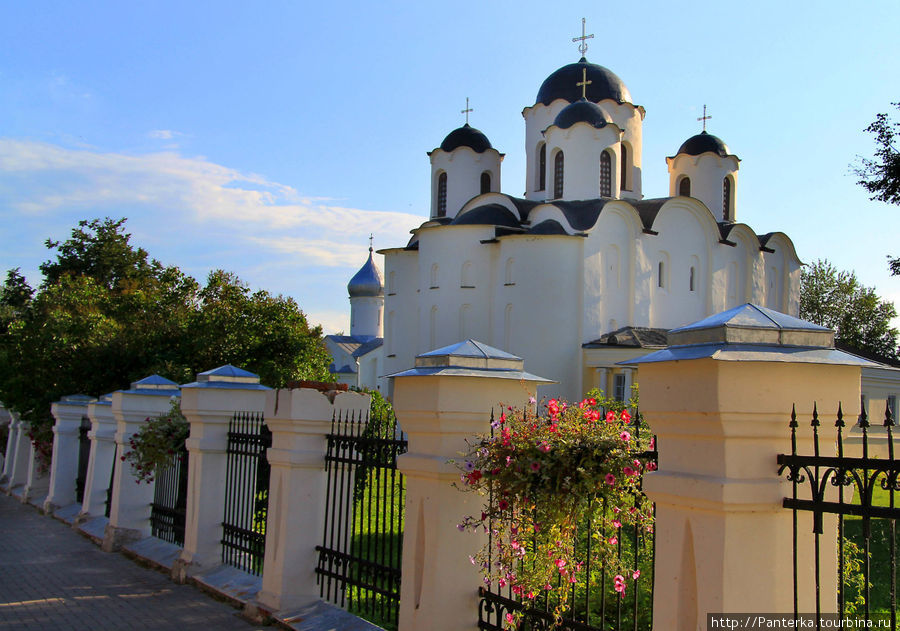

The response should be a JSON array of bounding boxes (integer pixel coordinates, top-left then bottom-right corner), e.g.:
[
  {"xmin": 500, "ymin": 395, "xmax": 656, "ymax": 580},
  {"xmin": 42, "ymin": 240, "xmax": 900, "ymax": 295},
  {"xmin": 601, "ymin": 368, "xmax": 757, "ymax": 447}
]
[
  {"xmin": 390, "ymin": 340, "xmax": 550, "ymax": 631},
  {"xmin": 1, "ymin": 411, "xmax": 23, "ymax": 488},
  {"xmin": 78, "ymin": 393, "xmax": 116, "ymax": 519},
  {"xmin": 103, "ymin": 375, "xmax": 180, "ymax": 552},
  {"xmin": 21, "ymin": 437, "xmax": 50, "ymax": 505},
  {"xmin": 257, "ymin": 386, "xmax": 371, "ymax": 613},
  {"xmin": 3, "ymin": 417, "xmax": 30, "ymax": 495},
  {"xmin": 44, "ymin": 394, "xmax": 95, "ymax": 513},
  {"xmin": 173, "ymin": 365, "xmax": 269, "ymax": 581}
]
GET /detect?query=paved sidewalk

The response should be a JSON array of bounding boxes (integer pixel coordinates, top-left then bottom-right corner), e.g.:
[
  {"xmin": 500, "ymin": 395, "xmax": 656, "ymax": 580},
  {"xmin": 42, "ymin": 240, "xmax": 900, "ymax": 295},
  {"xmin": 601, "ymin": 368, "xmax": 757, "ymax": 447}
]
[{"xmin": 0, "ymin": 494, "xmax": 267, "ymax": 630}]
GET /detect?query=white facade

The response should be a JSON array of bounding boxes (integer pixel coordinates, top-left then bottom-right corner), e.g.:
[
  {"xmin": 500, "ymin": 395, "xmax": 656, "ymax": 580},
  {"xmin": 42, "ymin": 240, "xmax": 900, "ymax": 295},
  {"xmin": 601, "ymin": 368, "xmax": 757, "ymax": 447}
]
[{"xmin": 370, "ymin": 55, "xmax": 805, "ymax": 400}]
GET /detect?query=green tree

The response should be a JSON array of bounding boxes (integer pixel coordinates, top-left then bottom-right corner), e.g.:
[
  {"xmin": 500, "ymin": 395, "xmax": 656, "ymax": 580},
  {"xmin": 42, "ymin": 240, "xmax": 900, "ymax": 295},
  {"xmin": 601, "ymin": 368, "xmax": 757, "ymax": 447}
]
[
  {"xmin": 855, "ymin": 103, "xmax": 900, "ymax": 275},
  {"xmin": 800, "ymin": 259, "xmax": 898, "ymax": 359},
  {"xmin": 0, "ymin": 218, "xmax": 331, "ymax": 457}
]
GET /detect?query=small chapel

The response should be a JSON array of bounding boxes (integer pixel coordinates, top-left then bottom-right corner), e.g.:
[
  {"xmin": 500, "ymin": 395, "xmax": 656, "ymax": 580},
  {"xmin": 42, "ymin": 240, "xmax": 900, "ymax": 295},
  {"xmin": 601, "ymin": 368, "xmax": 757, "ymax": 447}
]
[{"xmin": 328, "ymin": 25, "xmax": 804, "ymax": 401}]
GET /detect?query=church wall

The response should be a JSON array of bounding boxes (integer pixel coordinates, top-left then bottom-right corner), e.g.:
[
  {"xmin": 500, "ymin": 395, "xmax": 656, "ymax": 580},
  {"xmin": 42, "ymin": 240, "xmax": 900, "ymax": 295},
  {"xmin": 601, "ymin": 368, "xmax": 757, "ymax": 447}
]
[
  {"xmin": 430, "ymin": 148, "xmax": 502, "ymax": 219},
  {"xmin": 602, "ymin": 102, "xmax": 643, "ymax": 200},
  {"xmin": 523, "ymin": 102, "xmax": 569, "ymax": 200},
  {"xmin": 382, "ymin": 249, "xmax": 419, "ymax": 392},
  {"xmin": 711, "ymin": 229, "xmax": 755, "ymax": 313},
  {"xmin": 668, "ymin": 153, "xmax": 740, "ymax": 223},
  {"xmin": 495, "ymin": 235, "xmax": 584, "ymax": 401},
  {"xmin": 349, "ymin": 295, "xmax": 383, "ymax": 340},
  {"xmin": 544, "ymin": 124, "xmax": 622, "ymax": 200}
]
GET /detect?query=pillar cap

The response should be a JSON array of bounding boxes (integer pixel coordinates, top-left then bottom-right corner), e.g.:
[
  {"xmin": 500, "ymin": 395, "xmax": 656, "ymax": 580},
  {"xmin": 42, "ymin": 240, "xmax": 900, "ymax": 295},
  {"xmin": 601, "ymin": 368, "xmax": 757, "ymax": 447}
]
[
  {"xmin": 56, "ymin": 394, "xmax": 96, "ymax": 405},
  {"xmin": 622, "ymin": 304, "xmax": 879, "ymax": 367},
  {"xmin": 181, "ymin": 364, "xmax": 270, "ymax": 390},
  {"xmin": 389, "ymin": 339, "xmax": 554, "ymax": 382}
]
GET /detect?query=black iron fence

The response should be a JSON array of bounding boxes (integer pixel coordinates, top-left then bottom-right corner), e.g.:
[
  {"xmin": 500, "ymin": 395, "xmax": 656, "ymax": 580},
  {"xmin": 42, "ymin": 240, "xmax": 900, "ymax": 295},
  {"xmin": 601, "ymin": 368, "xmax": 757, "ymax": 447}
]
[
  {"xmin": 778, "ymin": 403, "xmax": 900, "ymax": 626},
  {"xmin": 222, "ymin": 411, "xmax": 271, "ymax": 576},
  {"xmin": 75, "ymin": 416, "xmax": 91, "ymax": 504},
  {"xmin": 105, "ymin": 446, "xmax": 116, "ymax": 518},
  {"xmin": 316, "ymin": 409, "xmax": 407, "ymax": 630},
  {"xmin": 150, "ymin": 448, "xmax": 189, "ymax": 546},
  {"xmin": 478, "ymin": 409, "xmax": 656, "ymax": 631}
]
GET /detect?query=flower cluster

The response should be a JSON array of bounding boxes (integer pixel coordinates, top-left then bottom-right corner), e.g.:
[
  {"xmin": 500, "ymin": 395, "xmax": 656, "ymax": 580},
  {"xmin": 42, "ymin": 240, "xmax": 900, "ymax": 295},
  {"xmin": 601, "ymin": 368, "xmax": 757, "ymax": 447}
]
[
  {"xmin": 122, "ymin": 398, "xmax": 188, "ymax": 484},
  {"xmin": 454, "ymin": 388, "xmax": 655, "ymax": 628}
]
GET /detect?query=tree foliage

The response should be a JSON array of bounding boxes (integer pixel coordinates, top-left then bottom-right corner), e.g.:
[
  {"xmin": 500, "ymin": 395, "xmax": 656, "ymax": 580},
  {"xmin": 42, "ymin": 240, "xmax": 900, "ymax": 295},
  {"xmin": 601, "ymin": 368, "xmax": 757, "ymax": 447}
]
[
  {"xmin": 800, "ymin": 259, "xmax": 898, "ymax": 359},
  {"xmin": 855, "ymin": 103, "xmax": 900, "ymax": 276},
  {"xmin": 0, "ymin": 218, "xmax": 331, "ymax": 437}
]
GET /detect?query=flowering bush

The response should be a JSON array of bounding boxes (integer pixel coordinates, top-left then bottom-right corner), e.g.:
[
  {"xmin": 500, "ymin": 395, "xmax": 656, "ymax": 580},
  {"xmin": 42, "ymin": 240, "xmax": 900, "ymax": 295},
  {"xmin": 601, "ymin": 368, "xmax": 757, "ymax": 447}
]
[
  {"xmin": 122, "ymin": 398, "xmax": 188, "ymax": 484},
  {"xmin": 455, "ymin": 388, "xmax": 655, "ymax": 627}
]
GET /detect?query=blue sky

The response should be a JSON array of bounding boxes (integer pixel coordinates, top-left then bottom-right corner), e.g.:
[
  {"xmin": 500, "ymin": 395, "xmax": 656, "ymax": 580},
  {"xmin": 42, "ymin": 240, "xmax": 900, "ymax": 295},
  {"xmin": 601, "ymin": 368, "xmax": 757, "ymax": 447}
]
[{"xmin": 1, "ymin": 1, "xmax": 898, "ymax": 333}]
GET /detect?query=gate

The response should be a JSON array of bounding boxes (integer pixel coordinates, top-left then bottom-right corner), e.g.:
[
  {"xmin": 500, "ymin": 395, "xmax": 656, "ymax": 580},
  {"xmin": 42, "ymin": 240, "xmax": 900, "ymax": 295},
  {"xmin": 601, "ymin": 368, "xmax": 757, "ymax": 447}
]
[
  {"xmin": 74, "ymin": 416, "xmax": 91, "ymax": 504},
  {"xmin": 778, "ymin": 403, "xmax": 900, "ymax": 626},
  {"xmin": 221, "ymin": 411, "xmax": 271, "ymax": 576},
  {"xmin": 315, "ymin": 409, "xmax": 407, "ymax": 630},
  {"xmin": 149, "ymin": 448, "xmax": 189, "ymax": 546},
  {"xmin": 477, "ymin": 409, "xmax": 656, "ymax": 631}
]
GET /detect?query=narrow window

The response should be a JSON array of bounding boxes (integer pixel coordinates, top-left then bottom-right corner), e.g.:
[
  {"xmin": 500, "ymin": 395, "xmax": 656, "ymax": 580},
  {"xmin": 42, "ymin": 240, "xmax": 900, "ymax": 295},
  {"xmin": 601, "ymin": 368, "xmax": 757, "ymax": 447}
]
[
  {"xmin": 430, "ymin": 263, "xmax": 439, "ymax": 288},
  {"xmin": 658, "ymin": 261, "xmax": 665, "ymax": 288},
  {"xmin": 614, "ymin": 373, "xmax": 626, "ymax": 402},
  {"xmin": 600, "ymin": 151, "xmax": 612, "ymax": 197},
  {"xmin": 723, "ymin": 177, "xmax": 732, "ymax": 221},
  {"xmin": 888, "ymin": 395, "xmax": 897, "ymax": 421},
  {"xmin": 679, "ymin": 176, "xmax": 691, "ymax": 197},
  {"xmin": 480, "ymin": 171, "xmax": 491, "ymax": 195},
  {"xmin": 388, "ymin": 270, "xmax": 396, "ymax": 295},
  {"xmin": 620, "ymin": 145, "xmax": 628, "ymax": 190},
  {"xmin": 437, "ymin": 172, "xmax": 447, "ymax": 217},
  {"xmin": 689, "ymin": 266, "xmax": 696, "ymax": 292},
  {"xmin": 538, "ymin": 144, "xmax": 546, "ymax": 191},
  {"xmin": 504, "ymin": 258, "xmax": 514, "ymax": 285},
  {"xmin": 553, "ymin": 151, "xmax": 564, "ymax": 198}
]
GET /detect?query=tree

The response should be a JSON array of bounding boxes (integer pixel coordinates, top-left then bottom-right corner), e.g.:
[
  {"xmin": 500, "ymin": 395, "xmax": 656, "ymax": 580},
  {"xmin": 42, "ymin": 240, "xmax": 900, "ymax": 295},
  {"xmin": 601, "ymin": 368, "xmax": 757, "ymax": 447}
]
[
  {"xmin": 0, "ymin": 218, "xmax": 331, "ymax": 448},
  {"xmin": 800, "ymin": 259, "xmax": 898, "ymax": 360},
  {"xmin": 855, "ymin": 102, "xmax": 900, "ymax": 275}
]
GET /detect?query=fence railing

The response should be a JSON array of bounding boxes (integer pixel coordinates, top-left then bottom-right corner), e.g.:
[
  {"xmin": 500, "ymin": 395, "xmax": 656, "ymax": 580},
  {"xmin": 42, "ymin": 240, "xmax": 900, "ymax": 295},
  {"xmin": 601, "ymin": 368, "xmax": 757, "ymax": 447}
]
[
  {"xmin": 75, "ymin": 416, "xmax": 91, "ymax": 504},
  {"xmin": 221, "ymin": 411, "xmax": 271, "ymax": 576},
  {"xmin": 316, "ymin": 409, "xmax": 407, "ymax": 630},
  {"xmin": 477, "ymin": 409, "xmax": 656, "ymax": 631},
  {"xmin": 778, "ymin": 403, "xmax": 900, "ymax": 626},
  {"xmin": 150, "ymin": 448, "xmax": 189, "ymax": 546},
  {"xmin": 105, "ymin": 446, "xmax": 116, "ymax": 519}
]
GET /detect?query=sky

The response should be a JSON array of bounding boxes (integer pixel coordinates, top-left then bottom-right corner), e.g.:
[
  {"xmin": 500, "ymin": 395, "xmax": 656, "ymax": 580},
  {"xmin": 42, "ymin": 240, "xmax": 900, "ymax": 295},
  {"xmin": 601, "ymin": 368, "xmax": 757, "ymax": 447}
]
[{"xmin": 1, "ymin": 1, "xmax": 898, "ymax": 334}]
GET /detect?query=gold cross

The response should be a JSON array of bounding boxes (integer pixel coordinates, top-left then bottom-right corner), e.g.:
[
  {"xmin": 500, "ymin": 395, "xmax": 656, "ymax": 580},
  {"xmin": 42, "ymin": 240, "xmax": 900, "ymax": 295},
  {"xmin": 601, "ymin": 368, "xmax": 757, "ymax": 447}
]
[
  {"xmin": 572, "ymin": 17, "xmax": 594, "ymax": 57},
  {"xmin": 576, "ymin": 67, "xmax": 592, "ymax": 99},
  {"xmin": 461, "ymin": 97, "xmax": 473, "ymax": 125},
  {"xmin": 698, "ymin": 104, "xmax": 712, "ymax": 132}
]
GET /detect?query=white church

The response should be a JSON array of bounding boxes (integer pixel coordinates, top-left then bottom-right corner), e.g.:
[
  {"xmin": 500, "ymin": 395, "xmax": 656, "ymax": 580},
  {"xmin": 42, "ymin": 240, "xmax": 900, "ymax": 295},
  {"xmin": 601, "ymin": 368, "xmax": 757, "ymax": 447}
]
[{"xmin": 328, "ymin": 42, "xmax": 808, "ymax": 402}]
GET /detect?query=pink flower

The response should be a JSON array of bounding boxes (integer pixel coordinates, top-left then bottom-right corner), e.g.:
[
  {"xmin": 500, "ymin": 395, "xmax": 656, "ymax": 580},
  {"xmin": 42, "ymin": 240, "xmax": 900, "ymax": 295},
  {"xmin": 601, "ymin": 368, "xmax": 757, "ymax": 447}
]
[
  {"xmin": 555, "ymin": 558, "xmax": 566, "ymax": 571},
  {"xmin": 609, "ymin": 536, "xmax": 618, "ymax": 545},
  {"xmin": 620, "ymin": 409, "xmax": 632, "ymax": 423},
  {"xmin": 646, "ymin": 461, "xmax": 658, "ymax": 471},
  {"xmin": 506, "ymin": 612, "xmax": 515, "ymax": 624},
  {"xmin": 612, "ymin": 519, "xmax": 622, "ymax": 529},
  {"xmin": 605, "ymin": 411, "xmax": 616, "ymax": 423},
  {"xmin": 620, "ymin": 430, "xmax": 631, "ymax": 442},
  {"xmin": 498, "ymin": 499, "xmax": 509, "ymax": 510},
  {"xmin": 633, "ymin": 570, "xmax": 641, "ymax": 580},
  {"xmin": 623, "ymin": 466, "xmax": 635, "ymax": 476},
  {"xmin": 537, "ymin": 441, "xmax": 551, "ymax": 453},
  {"xmin": 605, "ymin": 473, "xmax": 615, "ymax": 486},
  {"xmin": 530, "ymin": 461, "xmax": 541, "ymax": 471},
  {"xmin": 528, "ymin": 396, "xmax": 537, "ymax": 405},
  {"xmin": 614, "ymin": 574, "xmax": 626, "ymax": 595}
]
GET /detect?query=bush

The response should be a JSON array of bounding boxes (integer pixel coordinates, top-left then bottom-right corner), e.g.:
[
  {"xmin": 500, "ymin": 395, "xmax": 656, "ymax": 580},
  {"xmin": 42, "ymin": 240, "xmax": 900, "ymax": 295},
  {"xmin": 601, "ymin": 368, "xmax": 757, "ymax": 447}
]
[{"xmin": 122, "ymin": 399, "xmax": 188, "ymax": 484}]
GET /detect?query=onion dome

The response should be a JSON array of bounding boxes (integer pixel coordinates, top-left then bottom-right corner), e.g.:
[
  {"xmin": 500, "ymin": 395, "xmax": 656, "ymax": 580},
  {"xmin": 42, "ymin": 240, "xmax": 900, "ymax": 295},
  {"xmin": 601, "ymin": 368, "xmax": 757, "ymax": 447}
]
[
  {"xmin": 675, "ymin": 131, "xmax": 732, "ymax": 158},
  {"xmin": 536, "ymin": 58, "xmax": 632, "ymax": 106},
  {"xmin": 439, "ymin": 123, "xmax": 493, "ymax": 153},
  {"xmin": 552, "ymin": 98, "xmax": 613, "ymax": 130},
  {"xmin": 347, "ymin": 248, "xmax": 384, "ymax": 298}
]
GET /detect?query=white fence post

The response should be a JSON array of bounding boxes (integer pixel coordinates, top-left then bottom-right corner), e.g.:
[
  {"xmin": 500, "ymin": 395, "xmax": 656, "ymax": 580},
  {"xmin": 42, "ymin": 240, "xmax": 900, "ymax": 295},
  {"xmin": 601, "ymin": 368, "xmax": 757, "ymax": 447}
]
[
  {"xmin": 78, "ymin": 393, "xmax": 117, "ymax": 520},
  {"xmin": 44, "ymin": 394, "xmax": 95, "ymax": 513}
]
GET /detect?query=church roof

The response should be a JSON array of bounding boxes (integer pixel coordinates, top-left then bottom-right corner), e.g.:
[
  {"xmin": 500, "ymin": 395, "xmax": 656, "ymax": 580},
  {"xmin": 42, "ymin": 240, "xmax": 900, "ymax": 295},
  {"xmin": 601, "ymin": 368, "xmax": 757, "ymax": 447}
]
[
  {"xmin": 438, "ymin": 124, "xmax": 493, "ymax": 153},
  {"xmin": 552, "ymin": 99, "xmax": 613, "ymax": 130},
  {"xmin": 450, "ymin": 203, "xmax": 521, "ymax": 228},
  {"xmin": 536, "ymin": 58, "xmax": 632, "ymax": 106},
  {"xmin": 348, "ymin": 248, "xmax": 384, "ymax": 297},
  {"xmin": 673, "ymin": 131, "xmax": 734, "ymax": 158},
  {"xmin": 583, "ymin": 327, "xmax": 669, "ymax": 349}
]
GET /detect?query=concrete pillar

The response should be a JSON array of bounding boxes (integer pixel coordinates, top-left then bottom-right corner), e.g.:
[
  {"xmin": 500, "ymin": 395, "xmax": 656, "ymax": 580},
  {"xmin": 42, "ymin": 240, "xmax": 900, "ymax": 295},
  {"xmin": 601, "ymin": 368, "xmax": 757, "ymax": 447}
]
[
  {"xmin": 173, "ymin": 365, "xmax": 269, "ymax": 581},
  {"xmin": 4, "ymin": 418, "xmax": 31, "ymax": 494},
  {"xmin": 257, "ymin": 387, "xmax": 371, "ymax": 612},
  {"xmin": 629, "ymin": 304, "xmax": 876, "ymax": 630},
  {"xmin": 44, "ymin": 394, "xmax": 95, "ymax": 513},
  {"xmin": 79, "ymin": 394, "xmax": 117, "ymax": 519},
  {"xmin": 390, "ymin": 340, "xmax": 550, "ymax": 631},
  {"xmin": 22, "ymin": 439, "xmax": 50, "ymax": 504},
  {"xmin": 1, "ymin": 411, "xmax": 22, "ymax": 486},
  {"xmin": 103, "ymin": 375, "xmax": 180, "ymax": 552}
]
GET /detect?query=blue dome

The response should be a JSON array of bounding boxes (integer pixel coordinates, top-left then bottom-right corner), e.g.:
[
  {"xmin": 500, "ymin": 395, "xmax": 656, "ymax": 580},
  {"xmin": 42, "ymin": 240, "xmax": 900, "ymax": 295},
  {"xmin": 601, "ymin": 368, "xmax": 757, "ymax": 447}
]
[
  {"xmin": 552, "ymin": 98, "xmax": 613, "ymax": 130},
  {"xmin": 536, "ymin": 58, "xmax": 631, "ymax": 106},
  {"xmin": 676, "ymin": 131, "xmax": 732, "ymax": 158},
  {"xmin": 439, "ymin": 124, "xmax": 493, "ymax": 153},
  {"xmin": 348, "ymin": 249, "xmax": 384, "ymax": 298}
]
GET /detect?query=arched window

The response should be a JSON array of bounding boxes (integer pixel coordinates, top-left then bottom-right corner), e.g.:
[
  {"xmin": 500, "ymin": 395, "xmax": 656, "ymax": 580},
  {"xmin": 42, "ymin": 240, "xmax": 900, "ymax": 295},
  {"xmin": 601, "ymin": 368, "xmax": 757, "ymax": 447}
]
[
  {"xmin": 437, "ymin": 172, "xmax": 447, "ymax": 217},
  {"xmin": 430, "ymin": 263, "xmax": 439, "ymax": 288},
  {"xmin": 388, "ymin": 271, "xmax": 396, "ymax": 295},
  {"xmin": 553, "ymin": 151, "xmax": 564, "ymax": 198},
  {"xmin": 620, "ymin": 145, "xmax": 628, "ymax": 190},
  {"xmin": 658, "ymin": 261, "xmax": 665, "ymax": 288},
  {"xmin": 679, "ymin": 176, "xmax": 691, "ymax": 197},
  {"xmin": 689, "ymin": 266, "xmax": 696, "ymax": 292},
  {"xmin": 504, "ymin": 258, "xmax": 514, "ymax": 285},
  {"xmin": 600, "ymin": 151, "xmax": 612, "ymax": 197},
  {"xmin": 461, "ymin": 261, "xmax": 474, "ymax": 288},
  {"xmin": 723, "ymin": 177, "xmax": 732, "ymax": 221},
  {"xmin": 480, "ymin": 171, "xmax": 491, "ymax": 195},
  {"xmin": 538, "ymin": 143, "xmax": 546, "ymax": 191}
]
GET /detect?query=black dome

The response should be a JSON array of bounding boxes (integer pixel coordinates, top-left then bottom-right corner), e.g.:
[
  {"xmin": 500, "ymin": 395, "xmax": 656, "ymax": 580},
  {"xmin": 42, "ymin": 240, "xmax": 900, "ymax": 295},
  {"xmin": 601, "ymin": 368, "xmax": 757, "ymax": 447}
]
[
  {"xmin": 439, "ymin": 124, "xmax": 493, "ymax": 153},
  {"xmin": 552, "ymin": 99, "xmax": 613, "ymax": 130},
  {"xmin": 451, "ymin": 203, "xmax": 520, "ymax": 228},
  {"xmin": 676, "ymin": 131, "xmax": 732, "ymax": 158},
  {"xmin": 536, "ymin": 58, "xmax": 631, "ymax": 106}
]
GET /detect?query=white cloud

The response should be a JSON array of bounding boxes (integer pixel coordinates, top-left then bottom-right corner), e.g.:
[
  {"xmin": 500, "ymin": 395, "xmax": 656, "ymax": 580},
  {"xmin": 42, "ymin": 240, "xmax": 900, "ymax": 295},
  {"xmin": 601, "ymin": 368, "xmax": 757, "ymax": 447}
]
[
  {"xmin": 148, "ymin": 130, "xmax": 177, "ymax": 140},
  {"xmin": 305, "ymin": 309, "xmax": 350, "ymax": 335}
]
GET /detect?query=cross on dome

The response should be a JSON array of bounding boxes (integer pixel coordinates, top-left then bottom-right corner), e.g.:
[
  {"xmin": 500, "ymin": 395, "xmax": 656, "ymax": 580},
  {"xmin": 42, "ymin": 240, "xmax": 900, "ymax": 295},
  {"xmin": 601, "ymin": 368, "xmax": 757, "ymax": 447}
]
[
  {"xmin": 461, "ymin": 97, "xmax": 473, "ymax": 125},
  {"xmin": 576, "ymin": 67, "xmax": 592, "ymax": 99},
  {"xmin": 572, "ymin": 17, "xmax": 594, "ymax": 58},
  {"xmin": 698, "ymin": 104, "xmax": 712, "ymax": 132},
  {"xmin": 369, "ymin": 233, "xmax": 374, "ymax": 252}
]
